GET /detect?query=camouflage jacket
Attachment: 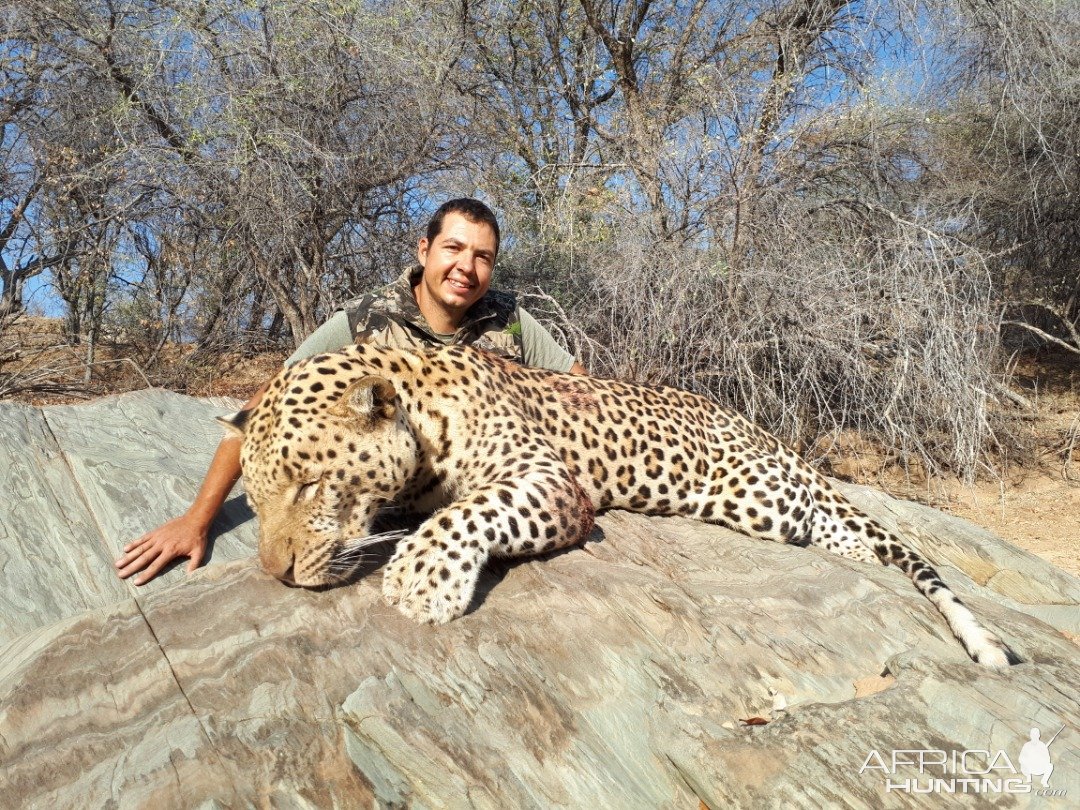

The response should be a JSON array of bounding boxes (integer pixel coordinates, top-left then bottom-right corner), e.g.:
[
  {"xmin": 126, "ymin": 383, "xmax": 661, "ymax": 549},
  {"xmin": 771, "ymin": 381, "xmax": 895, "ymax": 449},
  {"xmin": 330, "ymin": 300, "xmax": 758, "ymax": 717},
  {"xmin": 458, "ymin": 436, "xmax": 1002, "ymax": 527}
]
[{"xmin": 339, "ymin": 266, "xmax": 524, "ymax": 363}]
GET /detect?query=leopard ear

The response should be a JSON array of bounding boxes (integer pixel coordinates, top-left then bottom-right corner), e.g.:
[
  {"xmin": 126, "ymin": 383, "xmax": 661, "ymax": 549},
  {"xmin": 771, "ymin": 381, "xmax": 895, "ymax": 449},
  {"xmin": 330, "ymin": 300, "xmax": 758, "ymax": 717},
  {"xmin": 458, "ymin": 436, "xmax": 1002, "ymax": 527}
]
[
  {"xmin": 216, "ymin": 409, "xmax": 251, "ymax": 436},
  {"xmin": 333, "ymin": 375, "xmax": 398, "ymax": 422}
]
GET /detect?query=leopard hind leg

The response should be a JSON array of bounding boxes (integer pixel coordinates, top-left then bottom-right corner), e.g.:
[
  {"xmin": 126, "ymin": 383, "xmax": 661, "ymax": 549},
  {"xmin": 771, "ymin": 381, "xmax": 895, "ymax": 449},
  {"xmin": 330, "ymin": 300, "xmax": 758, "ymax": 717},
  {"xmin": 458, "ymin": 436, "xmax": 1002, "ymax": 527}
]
[
  {"xmin": 807, "ymin": 505, "xmax": 885, "ymax": 565},
  {"xmin": 705, "ymin": 468, "xmax": 871, "ymax": 566}
]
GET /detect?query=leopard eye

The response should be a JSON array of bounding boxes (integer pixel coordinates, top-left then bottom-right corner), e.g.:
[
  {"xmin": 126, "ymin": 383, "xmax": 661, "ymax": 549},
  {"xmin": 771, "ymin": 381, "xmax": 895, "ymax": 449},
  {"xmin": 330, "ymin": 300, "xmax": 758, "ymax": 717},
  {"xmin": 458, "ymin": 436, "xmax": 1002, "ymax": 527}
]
[{"xmin": 294, "ymin": 480, "xmax": 322, "ymax": 503}]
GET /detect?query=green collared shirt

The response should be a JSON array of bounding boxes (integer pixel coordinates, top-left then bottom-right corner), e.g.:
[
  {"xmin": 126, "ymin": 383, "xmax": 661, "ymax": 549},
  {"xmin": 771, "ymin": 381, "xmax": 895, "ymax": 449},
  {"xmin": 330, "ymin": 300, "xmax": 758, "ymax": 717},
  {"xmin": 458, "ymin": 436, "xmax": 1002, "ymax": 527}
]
[{"xmin": 285, "ymin": 266, "xmax": 575, "ymax": 372}]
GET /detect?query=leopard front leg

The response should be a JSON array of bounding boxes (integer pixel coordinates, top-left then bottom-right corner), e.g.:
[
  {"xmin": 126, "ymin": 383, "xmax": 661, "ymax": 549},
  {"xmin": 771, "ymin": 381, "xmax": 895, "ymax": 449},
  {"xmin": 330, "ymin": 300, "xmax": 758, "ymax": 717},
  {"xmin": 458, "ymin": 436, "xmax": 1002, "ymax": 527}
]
[{"xmin": 382, "ymin": 470, "xmax": 594, "ymax": 624}]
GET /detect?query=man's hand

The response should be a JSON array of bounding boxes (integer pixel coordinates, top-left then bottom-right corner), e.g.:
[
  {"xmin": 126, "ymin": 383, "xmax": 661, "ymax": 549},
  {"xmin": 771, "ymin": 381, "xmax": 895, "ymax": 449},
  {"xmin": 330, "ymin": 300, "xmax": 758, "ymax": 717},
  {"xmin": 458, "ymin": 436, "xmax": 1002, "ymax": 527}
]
[
  {"xmin": 116, "ymin": 514, "xmax": 208, "ymax": 585},
  {"xmin": 115, "ymin": 377, "xmax": 269, "ymax": 586}
]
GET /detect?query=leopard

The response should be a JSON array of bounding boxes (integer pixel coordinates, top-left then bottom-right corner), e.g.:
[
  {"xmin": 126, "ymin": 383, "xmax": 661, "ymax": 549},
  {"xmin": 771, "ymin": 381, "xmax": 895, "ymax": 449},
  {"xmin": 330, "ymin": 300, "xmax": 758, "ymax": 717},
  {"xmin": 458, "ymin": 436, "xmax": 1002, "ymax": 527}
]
[{"xmin": 219, "ymin": 342, "xmax": 1021, "ymax": 668}]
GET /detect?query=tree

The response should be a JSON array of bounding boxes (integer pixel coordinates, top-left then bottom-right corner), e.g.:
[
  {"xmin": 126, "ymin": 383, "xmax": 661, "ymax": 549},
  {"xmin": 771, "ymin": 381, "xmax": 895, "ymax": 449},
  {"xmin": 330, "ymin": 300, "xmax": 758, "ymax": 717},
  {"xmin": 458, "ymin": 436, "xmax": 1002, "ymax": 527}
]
[
  {"xmin": 457, "ymin": 0, "xmax": 1023, "ymax": 478},
  {"xmin": 5, "ymin": 0, "xmax": 465, "ymax": 346},
  {"xmin": 925, "ymin": 0, "xmax": 1080, "ymax": 354}
]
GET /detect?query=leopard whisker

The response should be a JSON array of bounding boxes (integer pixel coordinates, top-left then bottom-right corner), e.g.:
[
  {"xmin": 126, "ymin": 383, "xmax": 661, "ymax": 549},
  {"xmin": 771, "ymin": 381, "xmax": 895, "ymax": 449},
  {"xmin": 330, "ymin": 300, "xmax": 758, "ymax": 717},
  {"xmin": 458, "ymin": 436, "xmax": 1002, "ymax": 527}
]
[
  {"xmin": 327, "ymin": 557, "xmax": 370, "ymax": 574},
  {"xmin": 337, "ymin": 529, "xmax": 408, "ymax": 556}
]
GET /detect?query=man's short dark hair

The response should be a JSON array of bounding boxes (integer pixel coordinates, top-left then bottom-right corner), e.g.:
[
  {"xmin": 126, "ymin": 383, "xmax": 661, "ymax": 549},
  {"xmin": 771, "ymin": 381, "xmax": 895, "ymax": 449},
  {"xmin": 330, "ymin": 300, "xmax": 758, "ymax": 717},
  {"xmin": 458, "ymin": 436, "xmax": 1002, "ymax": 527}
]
[{"xmin": 426, "ymin": 198, "xmax": 501, "ymax": 255}]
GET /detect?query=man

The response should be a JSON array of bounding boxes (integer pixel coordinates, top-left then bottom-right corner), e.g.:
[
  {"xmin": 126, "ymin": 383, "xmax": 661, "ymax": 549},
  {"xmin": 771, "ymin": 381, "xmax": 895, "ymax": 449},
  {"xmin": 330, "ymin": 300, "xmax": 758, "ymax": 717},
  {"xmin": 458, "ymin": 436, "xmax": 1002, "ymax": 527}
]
[{"xmin": 116, "ymin": 198, "xmax": 586, "ymax": 585}]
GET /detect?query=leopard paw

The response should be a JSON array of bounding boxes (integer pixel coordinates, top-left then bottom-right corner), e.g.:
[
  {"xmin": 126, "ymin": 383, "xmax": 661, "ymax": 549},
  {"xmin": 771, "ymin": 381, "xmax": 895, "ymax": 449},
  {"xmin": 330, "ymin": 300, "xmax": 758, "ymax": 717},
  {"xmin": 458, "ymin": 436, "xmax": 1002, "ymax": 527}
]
[
  {"xmin": 381, "ymin": 551, "xmax": 410, "ymax": 605},
  {"xmin": 395, "ymin": 589, "xmax": 467, "ymax": 625},
  {"xmin": 381, "ymin": 545, "xmax": 480, "ymax": 624}
]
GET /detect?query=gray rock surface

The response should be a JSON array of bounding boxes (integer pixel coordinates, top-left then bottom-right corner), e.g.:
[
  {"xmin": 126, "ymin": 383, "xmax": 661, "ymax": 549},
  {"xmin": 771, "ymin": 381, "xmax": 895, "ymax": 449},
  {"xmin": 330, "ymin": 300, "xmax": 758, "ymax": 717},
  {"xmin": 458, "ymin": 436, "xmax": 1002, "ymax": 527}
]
[{"xmin": 0, "ymin": 390, "xmax": 1077, "ymax": 808}]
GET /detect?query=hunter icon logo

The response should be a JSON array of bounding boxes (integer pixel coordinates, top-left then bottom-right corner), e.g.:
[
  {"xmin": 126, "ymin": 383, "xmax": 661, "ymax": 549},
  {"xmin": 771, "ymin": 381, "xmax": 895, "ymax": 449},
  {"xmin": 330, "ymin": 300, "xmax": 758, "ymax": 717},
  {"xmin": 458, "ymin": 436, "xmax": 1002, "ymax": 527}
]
[{"xmin": 1019, "ymin": 726, "xmax": 1063, "ymax": 788}]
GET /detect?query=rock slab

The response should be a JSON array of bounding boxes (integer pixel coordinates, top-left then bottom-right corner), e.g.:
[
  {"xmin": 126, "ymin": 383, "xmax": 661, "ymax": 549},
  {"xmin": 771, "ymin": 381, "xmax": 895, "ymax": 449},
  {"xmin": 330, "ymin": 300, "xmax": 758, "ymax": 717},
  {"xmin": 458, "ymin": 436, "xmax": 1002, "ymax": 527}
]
[{"xmin": 0, "ymin": 391, "xmax": 1077, "ymax": 808}]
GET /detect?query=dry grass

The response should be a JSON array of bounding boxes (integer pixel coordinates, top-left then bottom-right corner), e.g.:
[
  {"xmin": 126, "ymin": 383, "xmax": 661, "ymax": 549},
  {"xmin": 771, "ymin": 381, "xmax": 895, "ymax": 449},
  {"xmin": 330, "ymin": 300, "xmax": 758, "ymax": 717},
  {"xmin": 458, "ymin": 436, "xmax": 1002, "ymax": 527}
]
[
  {"xmin": 508, "ymin": 203, "xmax": 1017, "ymax": 483},
  {"xmin": 0, "ymin": 314, "xmax": 286, "ymax": 405}
]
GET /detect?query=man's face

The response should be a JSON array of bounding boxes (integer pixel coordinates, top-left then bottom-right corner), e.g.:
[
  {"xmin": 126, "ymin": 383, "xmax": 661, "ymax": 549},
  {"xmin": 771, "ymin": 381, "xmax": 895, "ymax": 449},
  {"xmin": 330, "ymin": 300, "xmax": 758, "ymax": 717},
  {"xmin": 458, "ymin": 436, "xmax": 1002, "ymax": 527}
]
[{"xmin": 416, "ymin": 212, "xmax": 496, "ymax": 317}]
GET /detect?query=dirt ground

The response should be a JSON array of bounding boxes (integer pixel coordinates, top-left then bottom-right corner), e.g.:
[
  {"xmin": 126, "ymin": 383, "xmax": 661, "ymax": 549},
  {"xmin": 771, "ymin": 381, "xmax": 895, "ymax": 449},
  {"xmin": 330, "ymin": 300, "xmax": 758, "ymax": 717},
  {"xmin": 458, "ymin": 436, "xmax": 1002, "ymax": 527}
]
[
  {"xmin": 835, "ymin": 351, "xmax": 1080, "ymax": 577},
  {"xmin": 932, "ymin": 472, "xmax": 1079, "ymax": 576},
  {"xmin": 913, "ymin": 393, "xmax": 1079, "ymax": 578}
]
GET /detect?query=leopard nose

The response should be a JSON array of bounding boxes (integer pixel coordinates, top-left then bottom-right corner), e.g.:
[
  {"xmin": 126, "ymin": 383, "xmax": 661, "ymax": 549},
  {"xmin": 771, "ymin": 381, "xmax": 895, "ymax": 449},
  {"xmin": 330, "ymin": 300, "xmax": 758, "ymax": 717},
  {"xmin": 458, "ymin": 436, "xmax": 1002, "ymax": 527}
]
[{"xmin": 259, "ymin": 544, "xmax": 295, "ymax": 582}]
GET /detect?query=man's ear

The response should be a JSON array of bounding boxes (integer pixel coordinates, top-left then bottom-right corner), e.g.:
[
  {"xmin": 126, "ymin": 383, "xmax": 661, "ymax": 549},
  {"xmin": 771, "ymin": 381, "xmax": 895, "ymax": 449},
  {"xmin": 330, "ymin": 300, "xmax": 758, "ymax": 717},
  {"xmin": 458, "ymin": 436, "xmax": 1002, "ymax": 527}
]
[
  {"xmin": 416, "ymin": 236, "xmax": 430, "ymax": 267},
  {"xmin": 332, "ymin": 375, "xmax": 398, "ymax": 422},
  {"xmin": 216, "ymin": 409, "xmax": 251, "ymax": 436}
]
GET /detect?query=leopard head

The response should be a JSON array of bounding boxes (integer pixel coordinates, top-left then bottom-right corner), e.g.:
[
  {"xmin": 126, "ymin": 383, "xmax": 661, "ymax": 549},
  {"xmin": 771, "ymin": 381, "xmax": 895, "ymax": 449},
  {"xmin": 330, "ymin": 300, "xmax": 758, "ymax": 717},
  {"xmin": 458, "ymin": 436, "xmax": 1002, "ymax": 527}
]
[{"xmin": 220, "ymin": 355, "xmax": 418, "ymax": 586}]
